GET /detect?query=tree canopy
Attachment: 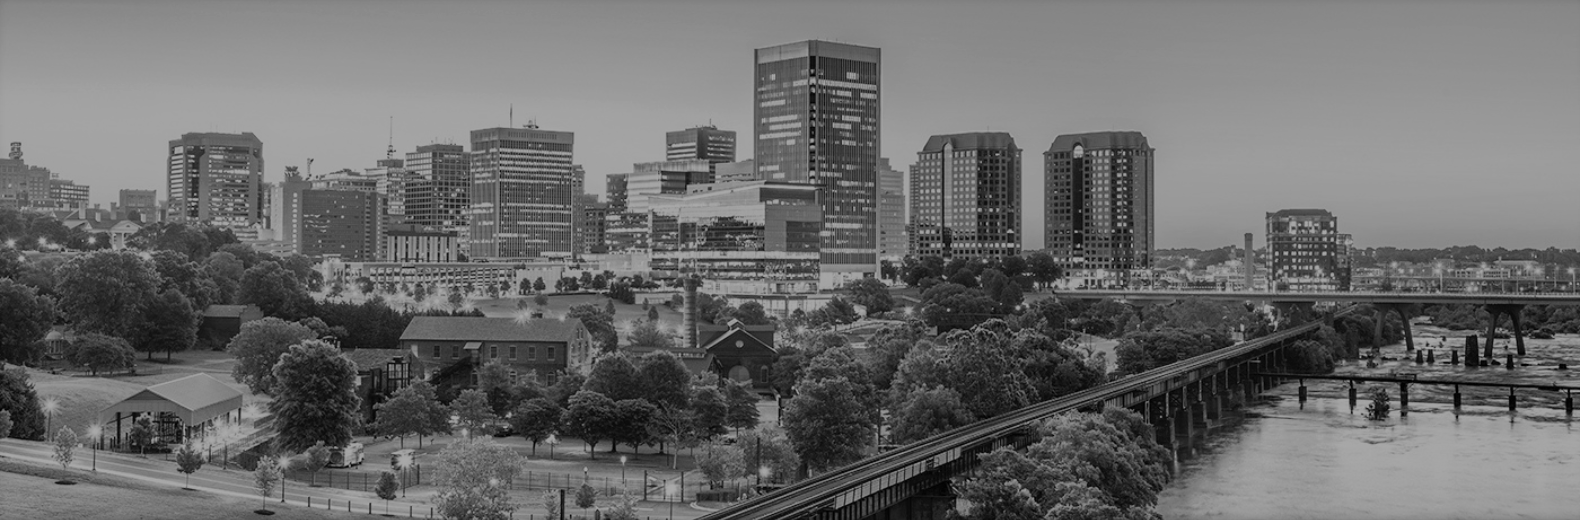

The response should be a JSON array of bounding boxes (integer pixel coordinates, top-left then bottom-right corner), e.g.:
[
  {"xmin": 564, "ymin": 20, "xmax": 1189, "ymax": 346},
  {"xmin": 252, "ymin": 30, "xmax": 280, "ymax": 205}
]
[
  {"xmin": 0, "ymin": 279, "xmax": 55, "ymax": 365},
  {"xmin": 55, "ymin": 250, "xmax": 160, "ymax": 338},
  {"xmin": 227, "ymin": 317, "xmax": 319, "ymax": 395},
  {"xmin": 269, "ymin": 340, "xmax": 362, "ymax": 452}
]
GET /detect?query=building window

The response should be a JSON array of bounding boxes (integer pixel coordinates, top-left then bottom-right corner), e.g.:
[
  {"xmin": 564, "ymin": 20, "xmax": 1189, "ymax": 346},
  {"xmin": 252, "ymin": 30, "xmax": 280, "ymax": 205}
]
[
  {"xmin": 490, "ymin": 346, "xmax": 498, "ymax": 359},
  {"xmin": 528, "ymin": 346, "xmax": 536, "ymax": 360},
  {"xmin": 547, "ymin": 347, "xmax": 556, "ymax": 361},
  {"xmin": 510, "ymin": 346, "xmax": 518, "ymax": 360},
  {"xmin": 451, "ymin": 346, "xmax": 458, "ymax": 359},
  {"xmin": 432, "ymin": 345, "xmax": 440, "ymax": 358}
]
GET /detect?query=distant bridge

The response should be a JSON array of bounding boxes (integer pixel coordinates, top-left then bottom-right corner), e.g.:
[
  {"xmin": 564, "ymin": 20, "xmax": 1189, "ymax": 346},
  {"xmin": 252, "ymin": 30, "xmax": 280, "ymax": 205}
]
[
  {"xmin": 698, "ymin": 308, "xmax": 1358, "ymax": 520},
  {"xmin": 1050, "ymin": 289, "xmax": 1580, "ymax": 306}
]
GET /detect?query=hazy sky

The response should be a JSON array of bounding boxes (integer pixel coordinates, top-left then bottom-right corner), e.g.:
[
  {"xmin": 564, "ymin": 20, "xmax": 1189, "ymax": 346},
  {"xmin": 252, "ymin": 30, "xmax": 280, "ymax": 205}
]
[{"xmin": 2, "ymin": 0, "xmax": 1576, "ymax": 250}]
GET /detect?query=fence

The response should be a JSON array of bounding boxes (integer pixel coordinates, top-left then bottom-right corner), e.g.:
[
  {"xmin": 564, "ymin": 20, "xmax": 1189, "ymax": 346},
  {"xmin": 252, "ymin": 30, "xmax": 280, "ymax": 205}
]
[
  {"xmin": 284, "ymin": 466, "xmax": 423, "ymax": 491},
  {"xmin": 293, "ymin": 495, "xmax": 699, "ymax": 520}
]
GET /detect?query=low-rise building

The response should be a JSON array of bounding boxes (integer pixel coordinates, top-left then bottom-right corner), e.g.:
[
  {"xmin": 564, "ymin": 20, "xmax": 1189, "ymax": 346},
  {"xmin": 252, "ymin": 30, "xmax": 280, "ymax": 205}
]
[
  {"xmin": 398, "ymin": 316, "xmax": 594, "ymax": 390},
  {"xmin": 198, "ymin": 304, "xmax": 265, "ymax": 350}
]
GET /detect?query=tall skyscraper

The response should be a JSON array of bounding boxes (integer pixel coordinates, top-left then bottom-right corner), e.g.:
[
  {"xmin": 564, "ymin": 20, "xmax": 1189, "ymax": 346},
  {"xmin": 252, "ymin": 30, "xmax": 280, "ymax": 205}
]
[
  {"xmin": 167, "ymin": 132, "xmax": 264, "ymax": 230},
  {"xmin": 666, "ymin": 125, "xmax": 737, "ymax": 165},
  {"xmin": 404, "ymin": 144, "xmax": 471, "ymax": 247},
  {"xmin": 270, "ymin": 166, "xmax": 312, "ymax": 252},
  {"xmin": 1266, "ymin": 209, "xmax": 1349, "ymax": 291},
  {"xmin": 1043, "ymin": 131, "xmax": 1154, "ymax": 285},
  {"xmin": 468, "ymin": 125, "xmax": 575, "ymax": 260},
  {"xmin": 877, "ymin": 158, "xmax": 907, "ymax": 261},
  {"xmin": 754, "ymin": 39, "xmax": 881, "ymax": 287},
  {"xmin": 909, "ymin": 133, "xmax": 1022, "ymax": 261},
  {"xmin": 298, "ymin": 189, "xmax": 382, "ymax": 261}
]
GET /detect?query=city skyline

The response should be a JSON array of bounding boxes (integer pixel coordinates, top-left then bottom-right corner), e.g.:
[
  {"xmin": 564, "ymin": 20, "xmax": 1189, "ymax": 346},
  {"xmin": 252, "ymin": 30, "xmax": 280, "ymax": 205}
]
[{"xmin": 1, "ymin": 0, "xmax": 1577, "ymax": 249}]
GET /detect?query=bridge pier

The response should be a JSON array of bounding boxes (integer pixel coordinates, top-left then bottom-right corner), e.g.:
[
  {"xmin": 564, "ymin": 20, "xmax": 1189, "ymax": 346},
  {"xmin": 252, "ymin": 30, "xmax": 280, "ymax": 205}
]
[
  {"xmin": 1465, "ymin": 335, "xmax": 1480, "ymax": 368},
  {"xmin": 1399, "ymin": 382, "xmax": 1410, "ymax": 417},
  {"xmin": 1376, "ymin": 304, "xmax": 1415, "ymax": 351},
  {"xmin": 1453, "ymin": 385, "xmax": 1462, "ymax": 412}
]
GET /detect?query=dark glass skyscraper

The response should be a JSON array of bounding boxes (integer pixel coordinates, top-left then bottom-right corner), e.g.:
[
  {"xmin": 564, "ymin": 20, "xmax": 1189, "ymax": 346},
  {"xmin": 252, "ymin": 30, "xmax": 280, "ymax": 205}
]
[
  {"xmin": 167, "ymin": 132, "xmax": 264, "ymax": 231},
  {"xmin": 1043, "ymin": 132, "xmax": 1154, "ymax": 285},
  {"xmin": 666, "ymin": 125, "xmax": 736, "ymax": 165},
  {"xmin": 754, "ymin": 40, "xmax": 880, "ymax": 287},
  {"xmin": 468, "ymin": 125, "xmax": 575, "ymax": 260},
  {"xmin": 910, "ymin": 133, "xmax": 1021, "ymax": 261},
  {"xmin": 403, "ymin": 144, "xmax": 471, "ymax": 244}
]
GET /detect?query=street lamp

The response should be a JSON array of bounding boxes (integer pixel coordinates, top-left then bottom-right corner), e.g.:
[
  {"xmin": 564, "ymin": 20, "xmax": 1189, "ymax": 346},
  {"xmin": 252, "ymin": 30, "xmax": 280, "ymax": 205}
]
[
  {"xmin": 278, "ymin": 455, "xmax": 292, "ymax": 503},
  {"xmin": 396, "ymin": 452, "xmax": 413, "ymax": 497},
  {"xmin": 86, "ymin": 425, "xmax": 102, "ymax": 471},
  {"xmin": 1570, "ymin": 268, "xmax": 1577, "ymax": 293},
  {"xmin": 620, "ymin": 455, "xmax": 628, "ymax": 492},
  {"xmin": 1434, "ymin": 268, "xmax": 1444, "ymax": 293},
  {"xmin": 758, "ymin": 466, "xmax": 771, "ymax": 487},
  {"xmin": 41, "ymin": 398, "xmax": 60, "ymax": 436}
]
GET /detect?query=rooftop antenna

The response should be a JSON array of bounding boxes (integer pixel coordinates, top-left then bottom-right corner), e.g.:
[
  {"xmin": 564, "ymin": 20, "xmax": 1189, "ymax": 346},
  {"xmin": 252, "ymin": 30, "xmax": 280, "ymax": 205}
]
[
  {"xmin": 386, "ymin": 116, "xmax": 396, "ymax": 160},
  {"xmin": 509, "ymin": 104, "xmax": 514, "ymax": 128}
]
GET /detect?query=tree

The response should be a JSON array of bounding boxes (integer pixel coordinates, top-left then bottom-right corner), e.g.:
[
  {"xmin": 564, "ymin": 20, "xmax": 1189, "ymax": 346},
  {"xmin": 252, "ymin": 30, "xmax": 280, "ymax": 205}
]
[
  {"xmin": 447, "ymin": 291, "xmax": 465, "ymax": 308},
  {"xmin": 843, "ymin": 278, "xmax": 894, "ymax": 315},
  {"xmin": 610, "ymin": 398, "xmax": 657, "ymax": 452},
  {"xmin": 63, "ymin": 333, "xmax": 136, "ymax": 376},
  {"xmin": 238, "ymin": 261, "xmax": 315, "ymax": 320},
  {"xmin": 509, "ymin": 398, "xmax": 562, "ymax": 457},
  {"xmin": 0, "ymin": 368, "xmax": 45, "ymax": 440},
  {"xmin": 806, "ymin": 296, "xmax": 859, "ymax": 327},
  {"xmin": 451, "ymin": 389, "xmax": 496, "ymax": 438},
  {"xmin": 0, "ymin": 279, "xmax": 56, "ymax": 365},
  {"xmin": 891, "ymin": 326, "xmax": 1039, "ymax": 420},
  {"xmin": 433, "ymin": 439, "xmax": 521, "ymax": 520},
  {"xmin": 607, "ymin": 281, "xmax": 635, "ymax": 305},
  {"xmin": 979, "ymin": 269, "xmax": 1023, "ymax": 313},
  {"xmin": 476, "ymin": 361, "xmax": 515, "ymax": 396},
  {"xmin": 376, "ymin": 381, "xmax": 449, "ymax": 448},
  {"xmin": 730, "ymin": 301, "xmax": 773, "ymax": 326},
  {"xmin": 723, "ymin": 379, "xmax": 760, "ymax": 433},
  {"xmin": 626, "ymin": 318, "xmax": 673, "ymax": 351},
  {"xmin": 302, "ymin": 441, "xmax": 331, "ymax": 484},
  {"xmin": 1365, "ymin": 387, "xmax": 1391, "ymax": 420},
  {"xmin": 575, "ymin": 483, "xmax": 598, "ymax": 518},
  {"xmin": 226, "ymin": 318, "xmax": 318, "ymax": 395},
  {"xmin": 129, "ymin": 289, "xmax": 199, "ymax": 360},
  {"xmin": 636, "ymin": 351, "xmax": 692, "ymax": 410},
  {"xmin": 269, "ymin": 340, "xmax": 362, "ymax": 452},
  {"xmin": 783, "ymin": 376, "xmax": 877, "ymax": 474},
  {"xmin": 566, "ymin": 303, "xmax": 618, "ymax": 353},
  {"xmin": 690, "ymin": 386, "xmax": 730, "ymax": 440},
  {"xmin": 647, "ymin": 306, "xmax": 660, "ymax": 321},
  {"xmin": 376, "ymin": 471, "xmax": 399, "ymax": 513},
  {"xmin": 1000, "ymin": 255, "xmax": 1028, "ymax": 278},
  {"xmin": 646, "ymin": 407, "xmax": 697, "ymax": 468},
  {"xmin": 1027, "ymin": 251, "xmax": 1063, "ymax": 290},
  {"xmin": 541, "ymin": 490, "xmax": 562, "ymax": 520},
  {"xmin": 253, "ymin": 456, "xmax": 282, "ymax": 513},
  {"xmin": 55, "ymin": 250, "xmax": 160, "ymax": 338},
  {"xmin": 696, "ymin": 442, "xmax": 745, "ymax": 489},
  {"xmin": 52, "ymin": 426, "xmax": 77, "ymax": 473},
  {"xmin": 561, "ymin": 391, "xmax": 618, "ymax": 458},
  {"xmin": 918, "ymin": 283, "xmax": 999, "ymax": 332},
  {"xmin": 605, "ymin": 299, "xmax": 616, "ymax": 316},
  {"xmin": 128, "ymin": 415, "xmax": 154, "ymax": 455},
  {"xmin": 1114, "ymin": 328, "xmax": 1233, "ymax": 376},
  {"xmin": 532, "ymin": 277, "xmax": 546, "ymax": 293},
  {"xmin": 0, "ymin": 410, "xmax": 12, "ymax": 439},
  {"xmin": 888, "ymin": 386, "xmax": 974, "ymax": 444},
  {"xmin": 738, "ymin": 425, "xmax": 799, "ymax": 485},
  {"xmin": 583, "ymin": 353, "xmax": 643, "ymax": 402},
  {"xmin": 175, "ymin": 441, "xmax": 205, "ymax": 489}
]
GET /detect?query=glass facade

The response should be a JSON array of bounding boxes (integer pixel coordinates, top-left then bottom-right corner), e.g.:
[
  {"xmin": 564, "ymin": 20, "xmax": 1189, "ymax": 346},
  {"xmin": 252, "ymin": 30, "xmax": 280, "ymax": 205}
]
[
  {"xmin": 909, "ymin": 133, "xmax": 1021, "ymax": 261},
  {"xmin": 666, "ymin": 126, "xmax": 737, "ymax": 164},
  {"xmin": 167, "ymin": 132, "xmax": 264, "ymax": 231},
  {"xmin": 1044, "ymin": 132, "xmax": 1154, "ymax": 278},
  {"xmin": 403, "ymin": 144, "xmax": 471, "ymax": 246},
  {"xmin": 468, "ymin": 126, "xmax": 575, "ymax": 260},
  {"xmin": 648, "ymin": 181, "xmax": 823, "ymax": 294},
  {"xmin": 299, "ymin": 189, "xmax": 381, "ymax": 261},
  {"xmin": 754, "ymin": 40, "xmax": 881, "ymax": 278}
]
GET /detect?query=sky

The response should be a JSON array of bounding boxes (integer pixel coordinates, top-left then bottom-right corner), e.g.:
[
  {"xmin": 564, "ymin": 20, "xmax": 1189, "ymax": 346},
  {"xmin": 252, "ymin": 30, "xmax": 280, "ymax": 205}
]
[{"xmin": 2, "ymin": 0, "xmax": 1577, "ymax": 250}]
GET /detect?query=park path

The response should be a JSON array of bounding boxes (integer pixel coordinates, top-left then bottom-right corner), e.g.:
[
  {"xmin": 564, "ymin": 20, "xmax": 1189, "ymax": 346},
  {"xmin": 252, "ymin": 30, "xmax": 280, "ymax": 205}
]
[{"xmin": 0, "ymin": 438, "xmax": 435, "ymax": 517}]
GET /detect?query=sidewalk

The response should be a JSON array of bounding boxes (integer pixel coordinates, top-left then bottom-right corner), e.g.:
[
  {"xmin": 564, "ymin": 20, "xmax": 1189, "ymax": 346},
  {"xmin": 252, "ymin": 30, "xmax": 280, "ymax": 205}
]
[{"xmin": 0, "ymin": 438, "xmax": 435, "ymax": 516}]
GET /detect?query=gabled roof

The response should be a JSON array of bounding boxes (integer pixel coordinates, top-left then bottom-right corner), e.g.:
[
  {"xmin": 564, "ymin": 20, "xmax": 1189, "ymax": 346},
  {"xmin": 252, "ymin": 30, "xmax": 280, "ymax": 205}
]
[
  {"xmin": 101, "ymin": 373, "xmax": 244, "ymax": 425},
  {"xmin": 343, "ymin": 349, "xmax": 405, "ymax": 371},
  {"xmin": 700, "ymin": 327, "xmax": 777, "ymax": 355},
  {"xmin": 400, "ymin": 316, "xmax": 584, "ymax": 343}
]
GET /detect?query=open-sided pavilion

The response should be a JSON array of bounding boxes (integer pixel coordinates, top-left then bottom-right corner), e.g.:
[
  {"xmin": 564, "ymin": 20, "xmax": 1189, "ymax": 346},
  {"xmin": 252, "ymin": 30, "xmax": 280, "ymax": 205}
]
[{"xmin": 100, "ymin": 372, "xmax": 244, "ymax": 448}]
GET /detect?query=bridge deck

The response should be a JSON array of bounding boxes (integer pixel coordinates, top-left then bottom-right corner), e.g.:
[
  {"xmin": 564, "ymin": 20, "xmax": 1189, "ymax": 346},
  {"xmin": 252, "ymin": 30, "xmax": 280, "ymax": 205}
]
[
  {"xmin": 700, "ymin": 308, "xmax": 1357, "ymax": 519},
  {"xmin": 1053, "ymin": 289, "xmax": 1580, "ymax": 306}
]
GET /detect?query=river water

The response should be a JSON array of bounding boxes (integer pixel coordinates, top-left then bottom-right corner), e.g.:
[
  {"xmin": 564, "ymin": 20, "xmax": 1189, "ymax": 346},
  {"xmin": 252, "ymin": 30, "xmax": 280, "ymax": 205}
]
[{"xmin": 1157, "ymin": 330, "xmax": 1580, "ymax": 520}]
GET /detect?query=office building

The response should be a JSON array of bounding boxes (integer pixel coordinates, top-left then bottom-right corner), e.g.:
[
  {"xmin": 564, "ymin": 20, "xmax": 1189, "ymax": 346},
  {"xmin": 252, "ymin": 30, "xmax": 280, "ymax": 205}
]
[
  {"xmin": 625, "ymin": 159, "xmax": 712, "ymax": 213},
  {"xmin": 1043, "ymin": 131, "xmax": 1154, "ymax": 285},
  {"xmin": 1267, "ymin": 209, "xmax": 1350, "ymax": 291},
  {"xmin": 606, "ymin": 173, "xmax": 629, "ymax": 211},
  {"xmin": 877, "ymin": 158, "xmax": 907, "ymax": 261},
  {"xmin": 47, "ymin": 179, "xmax": 90, "ymax": 210},
  {"xmin": 579, "ymin": 201, "xmax": 610, "ymax": 256},
  {"xmin": 910, "ymin": 133, "xmax": 1021, "ymax": 261},
  {"xmin": 648, "ymin": 181, "xmax": 822, "ymax": 294},
  {"xmin": 468, "ymin": 125, "xmax": 575, "ymax": 260},
  {"xmin": 268, "ymin": 167, "xmax": 312, "ymax": 252},
  {"xmin": 754, "ymin": 39, "xmax": 881, "ymax": 287},
  {"xmin": 298, "ymin": 189, "xmax": 382, "ymax": 261},
  {"xmin": 714, "ymin": 159, "xmax": 758, "ymax": 183},
  {"xmin": 116, "ymin": 189, "xmax": 159, "ymax": 222},
  {"xmin": 385, "ymin": 224, "xmax": 459, "ymax": 263},
  {"xmin": 666, "ymin": 125, "xmax": 737, "ymax": 165},
  {"xmin": 167, "ymin": 132, "xmax": 265, "ymax": 230},
  {"xmin": 1, "ymin": 142, "xmax": 54, "ymax": 211},
  {"xmin": 311, "ymin": 168, "xmax": 377, "ymax": 192},
  {"xmin": 403, "ymin": 144, "xmax": 471, "ymax": 247}
]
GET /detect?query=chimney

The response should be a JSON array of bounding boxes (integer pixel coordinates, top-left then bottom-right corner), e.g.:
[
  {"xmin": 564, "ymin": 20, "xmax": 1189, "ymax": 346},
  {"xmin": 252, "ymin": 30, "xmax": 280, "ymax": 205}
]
[
  {"xmin": 1244, "ymin": 233, "xmax": 1255, "ymax": 291},
  {"xmin": 683, "ymin": 275, "xmax": 700, "ymax": 349}
]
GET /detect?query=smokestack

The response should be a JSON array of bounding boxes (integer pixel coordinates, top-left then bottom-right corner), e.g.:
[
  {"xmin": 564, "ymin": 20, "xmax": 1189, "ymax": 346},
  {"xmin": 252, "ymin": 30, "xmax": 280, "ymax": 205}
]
[
  {"xmin": 1244, "ymin": 233, "xmax": 1255, "ymax": 291},
  {"xmin": 683, "ymin": 275, "xmax": 700, "ymax": 349}
]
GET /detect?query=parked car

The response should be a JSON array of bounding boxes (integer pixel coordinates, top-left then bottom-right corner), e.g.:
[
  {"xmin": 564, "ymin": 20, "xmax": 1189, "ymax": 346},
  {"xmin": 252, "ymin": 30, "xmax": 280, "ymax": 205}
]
[{"xmin": 328, "ymin": 442, "xmax": 365, "ymax": 468}]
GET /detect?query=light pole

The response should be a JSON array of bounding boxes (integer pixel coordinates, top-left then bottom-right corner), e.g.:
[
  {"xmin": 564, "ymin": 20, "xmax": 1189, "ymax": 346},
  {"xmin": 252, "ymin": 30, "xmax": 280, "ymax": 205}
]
[
  {"xmin": 1570, "ymin": 268, "xmax": 1577, "ymax": 293},
  {"xmin": 758, "ymin": 466, "xmax": 771, "ymax": 488},
  {"xmin": 278, "ymin": 455, "xmax": 291, "ymax": 503},
  {"xmin": 86, "ymin": 425, "xmax": 102, "ymax": 472},
  {"xmin": 396, "ymin": 452, "xmax": 413, "ymax": 497},
  {"xmin": 620, "ymin": 455, "xmax": 627, "ymax": 492},
  {"xmin": 1434, "ymin": 268, "xmax": 1444, "ymax": 293},
  {"xmin": 41, "ymin": 398, "xmax": 60, "ymax": 437}
]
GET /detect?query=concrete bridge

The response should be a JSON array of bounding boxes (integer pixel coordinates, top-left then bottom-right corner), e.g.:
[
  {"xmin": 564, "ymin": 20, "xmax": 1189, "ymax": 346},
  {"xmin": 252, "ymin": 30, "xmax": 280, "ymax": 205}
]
[
  {"xmin": 698, "ymin": 308, "xmax": 1358, "ymax": 520},
  {"xmin": 1052, "ymin": 289, "xmax": 1580, "ymax": 357}
]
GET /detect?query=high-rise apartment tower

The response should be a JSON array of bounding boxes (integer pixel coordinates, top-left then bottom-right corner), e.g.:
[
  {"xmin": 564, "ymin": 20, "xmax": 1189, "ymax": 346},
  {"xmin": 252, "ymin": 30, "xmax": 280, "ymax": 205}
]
[
  {"xmin": 909, "ymin": 133, "xmax": 1021, "ymax": 261},
  {"xmin": 1043, "ymin": 131, "xmax": 1154, "ymax": 285},
  {"xmin": 167, "ymin": 132, "xmax": 265, "ymax": 230}
]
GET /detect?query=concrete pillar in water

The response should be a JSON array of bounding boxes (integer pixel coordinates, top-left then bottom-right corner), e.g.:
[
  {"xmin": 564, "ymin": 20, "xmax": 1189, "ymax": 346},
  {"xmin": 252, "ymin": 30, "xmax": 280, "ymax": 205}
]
[
  {"xmin": 1453, "ymin": 386, "xmax": 1462, "ymax": 411},
  {"xmin": 1508, "ymin": 305, "xmax": 1526, "ymax": 357},
  {"xmin": 1399, "ymin": 382, "xmax": 1410, "ymax": 417},
  {"xmin": 1465, "ymin": 335, "xmax": 1480, "ymax": 368},
  {"xmin": 1450, "ymin": 348, "xmax": 1459, "ymax": 365},
  {"xmin": 1192, "ymin": 401, "xmax": 1208, "ymax": 429},
  {"xmin": 1395, "ymin": 305, "xmax": 1415, "ymax": 351},
  {"xmin": 1348, "ymin": 381, "xmax": 1358, "ymax": 412},
  {"xmin": 1298, "ymin": 383, "xmax": 1308, "ymax": 404},
  {"xmin": 1508, "ymin": 387, "xmax": 1517, "ymax": 412},
  {"xmin": 1566, "ymin": 393, "xmax": 1574, "ymax": 416},
  {"xmin": 1484, "ymin": 310, "xmax": 1498, "ymax": 360},
  {"xmin": 1415, "ymin": 350, "xmax": 1424, "ymax": 364},
  {"xmin": 1506, "ymin": 354, "xmax": 1515, "ymax": 370},
  {"xmin": 1427, "ymin": 349, "xmax": 1436, "ymax": 364}
]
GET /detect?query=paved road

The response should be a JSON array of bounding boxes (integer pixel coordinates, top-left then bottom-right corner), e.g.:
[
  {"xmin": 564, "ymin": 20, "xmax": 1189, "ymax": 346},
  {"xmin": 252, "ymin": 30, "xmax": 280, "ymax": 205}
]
[{"xmin": 0, "ymin": 438, "xmax": 435, "ymax": 516}]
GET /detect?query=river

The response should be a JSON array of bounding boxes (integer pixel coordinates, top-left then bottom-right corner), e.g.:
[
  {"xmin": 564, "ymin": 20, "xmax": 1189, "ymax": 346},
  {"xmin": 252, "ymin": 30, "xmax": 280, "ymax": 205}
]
[{"xmin": 1156, "ymin": 329, "xmax": 1580, "ymax": 520}]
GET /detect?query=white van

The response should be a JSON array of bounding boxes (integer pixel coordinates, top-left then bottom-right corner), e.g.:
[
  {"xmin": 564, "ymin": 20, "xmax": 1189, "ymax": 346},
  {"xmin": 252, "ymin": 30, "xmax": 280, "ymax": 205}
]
[{"xmin": 328, "ymin": 442, "xmax": 365, "ymax": 468}]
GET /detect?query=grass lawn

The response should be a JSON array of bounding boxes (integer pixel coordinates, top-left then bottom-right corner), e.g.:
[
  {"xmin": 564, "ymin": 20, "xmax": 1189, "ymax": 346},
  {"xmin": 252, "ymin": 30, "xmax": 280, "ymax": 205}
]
[{"xmin": 0, "ymin": 457, "xmax": 366, "ymax": 519}]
